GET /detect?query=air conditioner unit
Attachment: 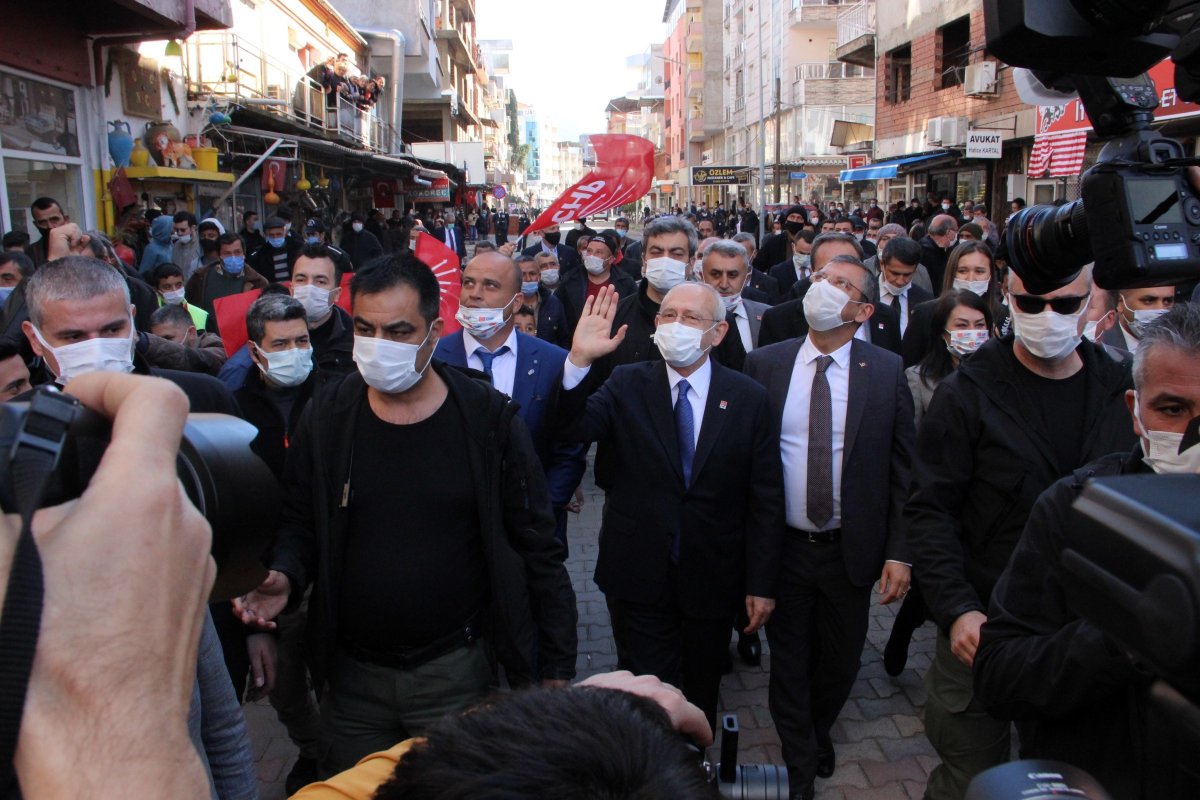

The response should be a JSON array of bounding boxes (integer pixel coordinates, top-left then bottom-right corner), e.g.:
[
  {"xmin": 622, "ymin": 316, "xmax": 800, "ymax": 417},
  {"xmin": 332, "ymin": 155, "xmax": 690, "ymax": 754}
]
[
  {"xmin": 964, "ymin": 61, "xmax": 998, "ymax": 97},
  {"xmin": 927, "ymin": 115, "xmax": 968, "ymax": 147}
]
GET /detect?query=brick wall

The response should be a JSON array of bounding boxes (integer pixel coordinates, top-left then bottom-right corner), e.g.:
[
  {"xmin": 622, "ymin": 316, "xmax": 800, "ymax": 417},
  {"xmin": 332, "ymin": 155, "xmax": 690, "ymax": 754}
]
[{"xmin": 875, "ymin": 8, "xmax": 1026, "ymax": 146}]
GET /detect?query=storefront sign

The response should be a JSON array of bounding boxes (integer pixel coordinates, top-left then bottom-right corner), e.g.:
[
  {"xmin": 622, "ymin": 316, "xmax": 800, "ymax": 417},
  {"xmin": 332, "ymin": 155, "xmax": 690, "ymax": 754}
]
[
  {"xmin": 691, "ymin": 166, "xmax": 751, "ymax": 185},
  {"xmin": 407, "ymin": 176, "xmax": 452, "ymax": 202},
  {"xmin": 966, "ymin": 129, "xmax": 1003, "ymax": 159},
  {"xmin": 847, "ymin": 155, "xmax": 868, "ymax": 170},
  {"xmin": 789, "ymin": 172, "xmax": 808, "ymax": 180}
]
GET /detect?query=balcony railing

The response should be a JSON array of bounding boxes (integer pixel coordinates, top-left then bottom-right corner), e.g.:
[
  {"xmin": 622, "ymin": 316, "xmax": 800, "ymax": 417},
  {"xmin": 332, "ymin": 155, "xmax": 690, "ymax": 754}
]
[
  {"xmin": 184, "ymin": 33, "xmax": 399, "ymax": 154},
  {"xmin": 794, "ymin": 61, "xmax": 874, "ymax": 81},
  {"xmin": 837, "ymin": 1, "xmax": 875, "ymax": 47}
]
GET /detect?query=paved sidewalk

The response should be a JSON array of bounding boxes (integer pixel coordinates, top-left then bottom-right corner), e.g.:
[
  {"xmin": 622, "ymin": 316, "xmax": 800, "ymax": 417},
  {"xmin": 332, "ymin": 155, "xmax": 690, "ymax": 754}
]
[{"xmin": 247, "ymin": 468, "xmax": 938, "ymax": 799}]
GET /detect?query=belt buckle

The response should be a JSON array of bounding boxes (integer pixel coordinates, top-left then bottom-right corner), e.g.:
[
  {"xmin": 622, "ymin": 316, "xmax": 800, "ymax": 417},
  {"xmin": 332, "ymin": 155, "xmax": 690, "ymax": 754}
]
[{"xmin": 805, "ymin": 531, "xmax": 822, "ymax": 543}]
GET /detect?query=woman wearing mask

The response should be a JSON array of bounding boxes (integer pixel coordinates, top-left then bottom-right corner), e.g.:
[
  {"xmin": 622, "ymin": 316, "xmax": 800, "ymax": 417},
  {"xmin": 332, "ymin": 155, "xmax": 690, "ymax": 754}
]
[
  {"xmin": 901, "ymin": 241, "xmax": 1007, "ymax": 366},
  {"xmin": 885, "ymin": 289, "xmax": 994, "ymax": 676}
]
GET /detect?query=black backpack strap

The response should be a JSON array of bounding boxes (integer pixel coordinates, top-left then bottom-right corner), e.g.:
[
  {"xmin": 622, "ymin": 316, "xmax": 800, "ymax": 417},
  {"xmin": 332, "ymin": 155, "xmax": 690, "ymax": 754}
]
[{"xmin": 0, "ymin": 388, "xmax": 79, "ymax": 799}]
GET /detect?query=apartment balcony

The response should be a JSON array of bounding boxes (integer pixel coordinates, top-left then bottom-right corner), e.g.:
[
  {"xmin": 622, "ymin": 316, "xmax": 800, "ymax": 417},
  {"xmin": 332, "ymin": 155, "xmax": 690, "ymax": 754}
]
[
  {"xmin": 436, "ymin": 26, "xmax": 478, "ymax": 71},
  {"xmin": 686, "ymin": 21, "xmax": 703, "ymax": 54},
  {"xmin": 184, "ymin": 32, "xmax": 398, "ymax": 154},
  {"xmin": 835, "ymin": 2, "xmax": 876, "ymax": 69},
  {"xmin": 687, "ymin": 69, "xmax": 705, "ymax": 99},
  {"xmin": 450, "ymin": 0, "xmax": 475, "ymax": 23},
  {"xmin": 791, "ymin": 61, "xmax": 874, "ymax": 106},
  {"xmin": 790, "ymin": 0, "xmax": 841, "ymax": 28}
]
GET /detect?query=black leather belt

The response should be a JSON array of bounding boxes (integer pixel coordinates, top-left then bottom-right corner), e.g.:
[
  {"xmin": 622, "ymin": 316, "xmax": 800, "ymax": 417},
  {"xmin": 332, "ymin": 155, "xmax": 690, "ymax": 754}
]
[
  {"xmin": 341, "ymin": 611, "xmax": 484, "ymax": 670},
  {"xmin": 788, "ymin": 526, "xmax": 842, "ymax": 543}
]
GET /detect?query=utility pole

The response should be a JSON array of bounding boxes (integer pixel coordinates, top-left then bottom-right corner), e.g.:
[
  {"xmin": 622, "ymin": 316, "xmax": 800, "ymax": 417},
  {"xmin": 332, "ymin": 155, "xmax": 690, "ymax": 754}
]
[
  {"xmin": 773, "ymin": 76, "xmax": 782, "ymax": 203},
  {"xmin": 756, "ymin": 0, "xmax": 766, "ymax": 242}
]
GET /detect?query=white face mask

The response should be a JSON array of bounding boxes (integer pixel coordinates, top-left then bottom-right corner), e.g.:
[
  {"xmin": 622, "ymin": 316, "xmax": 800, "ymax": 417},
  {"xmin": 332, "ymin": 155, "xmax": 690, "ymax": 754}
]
[
  {"xmin": 953, "ymin": 278, "xmax": 990, "ymax": 296},
  {"xmin": 1083, "ymin": 320, "xmax": 1101, "ymax": 342},
  {"xmin": 1009, "ymin": 296, "xmax": 1089, "ymax": 360},
  {"xmin": 540, "ymin": 269, "xmax": 560, "ymax": 288},
  {"xmin": 353, "ymin": 329, "xmax": 434, "ymax": 394},
  {"xmin": 456, "ymin": 295, "xmax": 516, "ymax": 340},
  {"xmin": 803, "ymin": 278, "xmax": 854, "ymax": 332},
  {"xmin": 881, "ymin": 279, "xmax": 908, "ymax": 297},
  {"xmin": 293, "ymin": 284, "xmax": 333, "ymax": 321},
  {"xmin": 162, "ymin": 288, "xmax": 186, "ymax": 305},
  {"xmin": 32, "ymin": 322, "xmax": 135, "ymax": 385},
  {"xmin": 644, "ymin": 256, "xmax": 688, "ymax": 293},
  {"xmin": 941, "ymin": 203, "xmax": 951, "ymax": 210},
  {"xmin": 352, "ymin": 222, "xmax": 364, "ymax": 233},
  {"xmin": 175, "ymin": 233, "xmax": 193, "ymax": 245},
  {"xmin": 721, "ymin": 292, "xmax": 742, "ymax": 312},
  {"xmin": 946, "ymin": 329, "xmax": 988, "ymax": 357},
  {"xmin": 1122, "ymin": 298, "xmax": 1169, "ymax": 338},
  {"xmin": 255, "ymin": 344, "xmax": 313, "ymax": 388},
  {"xmin": 653, "ymin": 321, "xmax": 712, "ymax": 368},
  {"xmin": 793, "ymin": 253, "xmax": 811, "ymax": 275},
  {"xmin": 1134, "ymin": 395, "xmax": 1200, "ymax": 474},
  {"xmin": 583, "ymin": 254, "xmax": 607, "ymax": 276}
]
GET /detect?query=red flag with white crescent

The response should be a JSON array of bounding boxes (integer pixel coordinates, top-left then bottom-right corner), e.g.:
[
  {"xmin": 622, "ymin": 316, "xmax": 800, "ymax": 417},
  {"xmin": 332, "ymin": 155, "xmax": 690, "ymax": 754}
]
[
  {"xmin": 523, "ymin": 134, "xmax": 655, "ymax": 236},
  {"xmin": 414, "ymin": 232, "xmax": 462, "ymax": 334}
]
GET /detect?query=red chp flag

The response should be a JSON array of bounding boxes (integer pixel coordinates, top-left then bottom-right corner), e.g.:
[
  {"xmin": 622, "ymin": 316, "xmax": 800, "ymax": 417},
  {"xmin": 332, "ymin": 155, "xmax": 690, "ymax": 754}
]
[
  {"xmin": 523, "ymin": 134, "xmax": 655, "ymax": 235},
  {"xmin": 414, "ymin": 232, "xmax": 462, "ymax": 335}
]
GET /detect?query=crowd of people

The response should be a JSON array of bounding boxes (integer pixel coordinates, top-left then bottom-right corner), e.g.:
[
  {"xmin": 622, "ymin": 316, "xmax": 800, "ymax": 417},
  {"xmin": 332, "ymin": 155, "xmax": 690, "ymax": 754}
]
[{"xmin": 2, "ymin": 188, "xmax": 1199, "ymax": 800}]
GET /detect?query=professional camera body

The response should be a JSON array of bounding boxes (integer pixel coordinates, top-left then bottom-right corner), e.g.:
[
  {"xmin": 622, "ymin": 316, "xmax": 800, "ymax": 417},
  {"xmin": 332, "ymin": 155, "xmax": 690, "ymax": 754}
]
[
  {"xmin": 0, "ymin": 387, "xmax": 279, "ymax": 600},
  {"xmin": 985, "ymin": 0, "xmax": 1200, "ymax": 293},
  {"xmin": 701, "ymin": 715, "xmax": 789, "ymax": 800}
]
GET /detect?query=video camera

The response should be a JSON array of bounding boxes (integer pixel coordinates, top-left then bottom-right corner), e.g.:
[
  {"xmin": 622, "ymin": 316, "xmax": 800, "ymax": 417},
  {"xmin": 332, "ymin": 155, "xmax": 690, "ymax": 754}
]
[
  {"xmin": 0, "ymin": 387, "xmax": 279, "ymax": 600},
  {"xmin": 984, "ymin": 0, "xmax": 1200, "ymax": 293}
]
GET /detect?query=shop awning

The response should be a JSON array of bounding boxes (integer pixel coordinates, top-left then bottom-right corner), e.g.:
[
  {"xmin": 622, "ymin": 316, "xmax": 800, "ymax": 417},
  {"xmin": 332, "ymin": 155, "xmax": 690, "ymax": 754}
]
[
  {"xmin": 839, "ymin": 152, "xmax": 950, "ymax": 182},
  {"xmin": 220, "ymin": 126, "xmax": 447, "ymax": 180}
]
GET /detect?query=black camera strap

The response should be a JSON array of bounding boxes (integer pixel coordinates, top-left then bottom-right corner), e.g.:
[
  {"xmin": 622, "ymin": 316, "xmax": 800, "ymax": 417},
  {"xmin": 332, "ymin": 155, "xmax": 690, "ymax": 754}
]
[{"xmin": 0, "ymin": 389, "xmax": 78, "ymax": 799}]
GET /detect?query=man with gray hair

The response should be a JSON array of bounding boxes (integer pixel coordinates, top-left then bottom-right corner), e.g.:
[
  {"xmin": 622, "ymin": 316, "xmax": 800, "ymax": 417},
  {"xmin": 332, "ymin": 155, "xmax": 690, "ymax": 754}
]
[
  {"xmin": 697, "ymin": 239, "xmax": 768, "ymax": 372},
  {"xmin": 918, "ymin": 214, "xmax": 960, "ymax": 289},
  {"xmin": 905, "ymin": 264, "xmax": 1135, "ymax": 798},
  {"xmin": 555, "ymin": 282, "xmax": 784, "ymax": 728},
  {"xmin": 975, "ymin": 301, "xmax": 1200, "ymax": 799},
  {"xmin": 145, "ymin": 303, "xmax": 227, "ymax": 375}
]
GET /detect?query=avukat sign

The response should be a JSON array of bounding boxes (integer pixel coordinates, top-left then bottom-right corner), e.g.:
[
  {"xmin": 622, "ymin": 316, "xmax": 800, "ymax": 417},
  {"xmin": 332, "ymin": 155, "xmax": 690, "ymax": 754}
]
[{"xmin": 523, "ymin": 134, "xmax": 655, "ymax": 235}]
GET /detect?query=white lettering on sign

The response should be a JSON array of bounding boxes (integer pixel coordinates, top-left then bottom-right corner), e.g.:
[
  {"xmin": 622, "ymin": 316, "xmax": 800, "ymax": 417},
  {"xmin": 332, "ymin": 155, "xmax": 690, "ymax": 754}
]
[
  {"xmin": 966, "ymin": 129, "xmax": 1003, "ymax": 159},
  {"xmin": 551, "ymin": 180, "xmax": 608, "ymax": 223}
]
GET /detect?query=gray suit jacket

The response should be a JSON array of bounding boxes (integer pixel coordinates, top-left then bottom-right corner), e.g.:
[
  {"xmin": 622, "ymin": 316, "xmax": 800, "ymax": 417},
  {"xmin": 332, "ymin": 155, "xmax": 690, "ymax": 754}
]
[
  {"xmin": 864, "ymin": 254, "xmax": 934, "ymax": 295},
  {"xmin": 742, "ymin": 298, "xmax": 769, "ymax": 348},
  {"xmin": 743, "ymin": 337, "xmax": 916, "ymax": 586}
]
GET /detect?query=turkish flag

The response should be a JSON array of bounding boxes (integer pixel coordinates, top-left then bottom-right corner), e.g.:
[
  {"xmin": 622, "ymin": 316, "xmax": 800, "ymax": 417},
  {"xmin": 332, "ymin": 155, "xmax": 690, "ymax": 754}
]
[
  {"xmin": 414, "ymin": 232, "xmax": 462, "ymax": 335},
  {"xmin": 212, "ymin": 288, "xmax": 265, "ymax": 356},
  {"xmin": 523, "ymin": 134, "xmax": 654, "ymax": 236}
]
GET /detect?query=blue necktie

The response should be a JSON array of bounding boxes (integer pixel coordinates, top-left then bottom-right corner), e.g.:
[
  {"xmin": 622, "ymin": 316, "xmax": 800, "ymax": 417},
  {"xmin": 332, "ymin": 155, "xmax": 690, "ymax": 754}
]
[
  {"xmin": 474, "ymin": 345, "xmax": 509, "ymax": 385},
  {"xmin": 673, "ymin": 379, "xmax": 695, "ymax": 564}
]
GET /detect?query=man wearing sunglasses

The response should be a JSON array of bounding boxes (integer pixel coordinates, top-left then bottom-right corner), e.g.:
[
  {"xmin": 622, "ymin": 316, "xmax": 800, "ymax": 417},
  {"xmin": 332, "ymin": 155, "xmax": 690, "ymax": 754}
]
[{"xmin": 904, "ymin": 265, "xmax": 1136, "ymax": 800}]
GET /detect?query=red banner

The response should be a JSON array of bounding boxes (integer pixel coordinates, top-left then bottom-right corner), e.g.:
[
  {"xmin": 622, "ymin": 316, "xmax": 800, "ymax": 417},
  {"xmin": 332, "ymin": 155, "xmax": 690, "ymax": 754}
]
[
  {"xmin": 414, "ymin": 232, "xmax": 462, "ymax": 335},
  {"xmin": 1037, "ymin": 58, "xmax": 1200, "ymax": 136},
  {"xmin": 212, "ymin": 288, "xmax": 265, "ymax": 357},
  {"xmin": 523, "ymin": 134, "xmax": 655, "ymax": 235}
]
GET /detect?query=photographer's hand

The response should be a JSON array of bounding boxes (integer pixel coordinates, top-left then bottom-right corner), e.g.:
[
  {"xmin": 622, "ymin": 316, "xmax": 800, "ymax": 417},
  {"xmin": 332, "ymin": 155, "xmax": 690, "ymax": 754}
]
[
  {"xmin": 950, "ymin": 610, "xmax": 987, "ymax": 667},
  {"xmin": 232, "ymin": 569, "xmax": 291, "ymax": 629},
  {"xmin": 579, "ymin": 671, "xmax": 713, "ymax": 747},
  {"xmin": 2, "ymin": 373, "xmax": 214, "ymax": 799}
]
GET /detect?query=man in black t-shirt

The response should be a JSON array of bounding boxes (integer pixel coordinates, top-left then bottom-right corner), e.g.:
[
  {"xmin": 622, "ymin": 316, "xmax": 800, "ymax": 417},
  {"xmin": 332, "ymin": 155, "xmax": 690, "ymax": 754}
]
[
  {"xmin": 904, "ymin": 265, "xmax": 1135, "ymax": 799},
  {"xmin": 234, "ymin": 252, "xmax": 577, "ymax": 778}
]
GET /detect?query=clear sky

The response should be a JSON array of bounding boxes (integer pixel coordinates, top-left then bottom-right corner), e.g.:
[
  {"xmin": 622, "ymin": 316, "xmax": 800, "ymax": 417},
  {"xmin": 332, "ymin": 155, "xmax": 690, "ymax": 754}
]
[{"xmin": 475, "ymin": 1, "xmax": 667, "ymax": 141}]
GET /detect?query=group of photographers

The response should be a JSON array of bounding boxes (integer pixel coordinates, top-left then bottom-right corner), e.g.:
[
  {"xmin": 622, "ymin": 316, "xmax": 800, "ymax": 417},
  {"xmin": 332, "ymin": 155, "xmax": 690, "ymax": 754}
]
[{"xmin": 2, "ymin": 184, "xmax": 1200, "ymax": 800}]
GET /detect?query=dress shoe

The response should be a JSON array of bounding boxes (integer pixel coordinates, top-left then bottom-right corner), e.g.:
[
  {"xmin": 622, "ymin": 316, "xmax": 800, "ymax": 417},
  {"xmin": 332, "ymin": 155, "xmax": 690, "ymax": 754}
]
[
  {"xmin": 737, "ymin": 631, "xmax": 762, "ymax": 666},
  {"xmin": 791, "ymin": 781, "xmax": 815, "ymax": 800},
  {"xmin": 285, "ymin": 756, "xmax": 319, "ymax": 795},
  {"xmin": 815, "ymin": 745, "xmax": 836, "ymax": 778}
]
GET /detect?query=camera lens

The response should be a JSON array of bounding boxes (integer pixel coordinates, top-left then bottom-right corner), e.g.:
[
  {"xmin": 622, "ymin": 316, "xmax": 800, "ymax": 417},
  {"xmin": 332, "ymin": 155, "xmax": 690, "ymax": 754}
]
[{"xmin": 1003, "ymin": 200, "xmax": 1092, "ymax": 294}]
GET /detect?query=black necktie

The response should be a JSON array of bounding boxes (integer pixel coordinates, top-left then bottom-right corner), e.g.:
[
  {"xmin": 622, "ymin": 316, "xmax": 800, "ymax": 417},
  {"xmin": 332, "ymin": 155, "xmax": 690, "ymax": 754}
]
[
  {"xmin": 807, "ymin": 355, "xmax": 835, "ymax": 528},
  {"xmin": 889, "ymin": 292, "xmax": 900, "ymax": 309}
]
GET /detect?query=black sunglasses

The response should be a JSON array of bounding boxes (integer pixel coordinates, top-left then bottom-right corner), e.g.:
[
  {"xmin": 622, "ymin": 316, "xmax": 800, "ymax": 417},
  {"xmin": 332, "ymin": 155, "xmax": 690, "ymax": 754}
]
[{"xmin": 1009, "ymin": 293, "xmax": 1088, "ymax": 315}]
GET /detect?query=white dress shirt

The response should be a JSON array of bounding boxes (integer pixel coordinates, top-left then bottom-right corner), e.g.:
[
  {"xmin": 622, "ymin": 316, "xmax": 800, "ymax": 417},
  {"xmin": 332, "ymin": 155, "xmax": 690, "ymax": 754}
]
[
  {"xmin": 464, "ymin": 327, "xmax": 519, "ymax": 397},
  {"xmin": 780, "ymin": 336, "xmax": 852, "ymax": 531},
  {"xmin": 444, "ymin": 225, "xmax": 457, "ymax": 251},
  {"xmin": 562, "ymin": 355, "xmax": 711, "ymax": 446},
  {"xmin": 1119, "ymin": 322, "xmax": 1140, "ymax": 353},
  {"xmin": 731, "ymin": 300, "xmax": 754, "ymax": 353},
  {"xmin": 879, "ymin": 277, "xmax": 910, "ymax": 336}
]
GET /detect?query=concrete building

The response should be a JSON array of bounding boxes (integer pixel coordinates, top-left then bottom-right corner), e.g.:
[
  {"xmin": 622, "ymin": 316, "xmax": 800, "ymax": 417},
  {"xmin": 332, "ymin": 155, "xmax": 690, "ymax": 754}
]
[{"xmin": 662, "ymin": 0, "xmax": 722, "ymax": 208}]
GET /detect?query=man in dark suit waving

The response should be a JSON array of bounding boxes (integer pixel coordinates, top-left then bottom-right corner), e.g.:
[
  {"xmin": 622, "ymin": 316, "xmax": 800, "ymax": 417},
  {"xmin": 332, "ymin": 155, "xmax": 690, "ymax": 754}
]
[
  {"xmin": 744, "ymin": 255, "xmax": 914, "ymax": 800},
  {"xmin": 556, "ymin": 283, "xmax": 785, "ymax": 728}
]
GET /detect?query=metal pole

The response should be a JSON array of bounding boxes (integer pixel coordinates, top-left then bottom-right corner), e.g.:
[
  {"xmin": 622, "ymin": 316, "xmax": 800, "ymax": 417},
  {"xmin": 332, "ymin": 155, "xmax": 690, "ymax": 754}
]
[
  {"xmin": 774, "ymin": 76, "xmax": 782, "ymax": 203},
  {"xmin": 756, "ymin": 0, "xmax": 766, "ymax": 241},
  {"xmin": 208, "ymin": 137, "xmax": 286, "ymax": 213}
]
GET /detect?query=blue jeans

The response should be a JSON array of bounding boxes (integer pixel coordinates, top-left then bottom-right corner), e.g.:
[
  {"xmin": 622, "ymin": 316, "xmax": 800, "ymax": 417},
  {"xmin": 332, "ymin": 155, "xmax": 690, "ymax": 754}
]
[{"xmin": 189, "ymin": 609, "xmax": 258, "ymax": 800}]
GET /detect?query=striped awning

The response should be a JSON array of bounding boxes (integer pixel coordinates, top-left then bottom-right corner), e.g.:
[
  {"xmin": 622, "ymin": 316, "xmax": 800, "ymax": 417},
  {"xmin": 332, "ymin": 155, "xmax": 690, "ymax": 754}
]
[{"xmin": 1028, "ymin": 131, "xmax": 1088, "ymax": 178}]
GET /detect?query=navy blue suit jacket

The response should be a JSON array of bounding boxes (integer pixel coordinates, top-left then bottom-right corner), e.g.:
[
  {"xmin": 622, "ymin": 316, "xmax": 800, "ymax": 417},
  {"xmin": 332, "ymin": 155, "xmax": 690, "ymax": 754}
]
[{"xmin": 435, "ymin": 330, "xmax": 585, "ymax": 505}]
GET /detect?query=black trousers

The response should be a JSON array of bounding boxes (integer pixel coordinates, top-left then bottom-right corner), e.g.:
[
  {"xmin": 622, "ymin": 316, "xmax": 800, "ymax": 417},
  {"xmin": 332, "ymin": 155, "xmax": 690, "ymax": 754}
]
[
  {"xmin": 605, "ymin": 570, "xmax": 733, "ymax": 730},
  {"xmin": 766, "ymin": 535, "xmax": 871, "ymax": 784}
]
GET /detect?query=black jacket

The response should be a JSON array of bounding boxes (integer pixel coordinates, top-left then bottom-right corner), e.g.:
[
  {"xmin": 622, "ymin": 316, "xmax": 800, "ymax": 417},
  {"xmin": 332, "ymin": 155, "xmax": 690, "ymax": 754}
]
[
  {"xmin": 234, "ymin": 368, "xmax": 314, "ymax": 478},
  {"xmin": 905, "ymin": 336, "xmax": 1136, "ymax": 633},
  {"xmin": 972, "ymin": 447, "xmax": 1194, "ymax": 800},
  {"xmin": 553, "ymin": 267, "xmax": 637, "ymax": 341},
  {"xmin": 768, "ymin": 258, "xmax": 805, "ymax": 299},
  {"xmin": 309, "ymin": 305, "xmax": 356, "ymax": 377},
  {"xmin": 757, "ymin": 290, "xmax": 903, "ymax": 354},
  {"xmin": 267, "ymin": 364, "xmax": 577, "ymax": 689},
  {"xmin": 339, "ymin": 228, "xmax": 383, "ymax": 269},
  {"xmin": 747, "ymin": 267, "xmax": 781, "ymax": 305},
  {"xmin": 917, "ymin": 235, "xmax": 951, "ymax": 290},
  {"xmin": 556, "ymin": 359, "xmax": 784, "ymax": 617},
  {"xmin": 752, "ymin": 231, "xmax": 790, "ymax": 272}
]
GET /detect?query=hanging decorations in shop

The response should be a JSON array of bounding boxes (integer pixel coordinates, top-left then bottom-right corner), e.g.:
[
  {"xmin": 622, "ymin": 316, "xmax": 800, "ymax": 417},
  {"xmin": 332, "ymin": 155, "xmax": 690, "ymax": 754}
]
[
  {"xmin": 296, "ymin": 164, "xmax": 312, "ymax": 191},
  {"xmin": 262, "ymin": 159, "xmax": 288, "ymax": 205},
  {"xmin": 108, "ymin": 121, "xmax": 134, "ymax": 168}
]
